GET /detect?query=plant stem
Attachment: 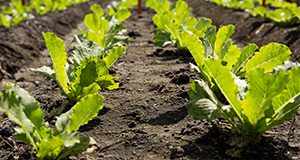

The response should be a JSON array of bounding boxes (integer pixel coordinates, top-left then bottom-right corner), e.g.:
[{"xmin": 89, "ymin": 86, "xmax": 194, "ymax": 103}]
[
  {"xmin": 21, "ymin": 0, "xmax": 25, "ymax": 5},
  {"xmin": 138, "ymin": 0, "xmax": 142, "ymax": 14},
  {"xmin": 262, "ymin": 0, "xmax": 266, "ymax": 7}
]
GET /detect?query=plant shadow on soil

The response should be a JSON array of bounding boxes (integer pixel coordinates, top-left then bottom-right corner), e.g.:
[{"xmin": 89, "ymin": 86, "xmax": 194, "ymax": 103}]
[
  {"xmin": 147, "ymin": 106, "xmax": 187, "ymax": 126},
  {"xmin": 149, "ymin": 48, "xmax": 194, "ymax": 63}
]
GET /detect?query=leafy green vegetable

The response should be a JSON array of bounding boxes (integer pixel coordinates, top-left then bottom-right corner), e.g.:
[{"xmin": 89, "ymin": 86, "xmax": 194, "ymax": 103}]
[
  {"xmin": 32, "ymin": 32, "xmax": 121, "ymax": 102},
  {"xmin": 149, "ymin": 0, "xmax": 300, "ymax": 142},
  {"xmin": 43, "ymin": 32, "xmax": 70, "ymax": 97},
  {"xmin": 148, "ymin": 0, "xmax": 213, "ymax": 49},
  {"xmin": 148, "ymin": 0, "xmax": 188, "ymax": 47},
  {"xmin": 32, "ymin": 2, "xmax": 132, "ymax": 102},
  {"xmin": 83, "ymin": 4, "xmax": 130, "ymax": 53},
  {"xmin": 0, "ymin": 84, "xmax": 103, "ymax": 159},
  {"xmin": 183, "ymin": 24, "xmax": 300, "ymax": 138},
  {"xmin": 146, "ymin": 0, "xmax": 170, "ymax": 14},
  {"xmin": 233, "ymin": 43, "xmax": 258, "ymax": 74}
]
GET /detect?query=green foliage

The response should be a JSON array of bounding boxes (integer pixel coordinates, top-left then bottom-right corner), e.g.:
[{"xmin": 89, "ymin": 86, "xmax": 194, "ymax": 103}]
[
  {"xmin": 148, "ymin": 0, "xmax": 300, "ymax": 139},
  {"xmin": 32, "ymin": 32, "xmax": 121, "ymax": 103},
  {"xmin": 210, "ymin": 0, "xmax": 300, "ymax": 24},
  {"xmin": 32, "ymin": 3, "xmax": 132, "ymax": 102},
  {"xmin": 183, "ymin": 24, "xmax": 300, "ymax": 138},
  {"xmin": 83, "ymin": 4, "xmax": 130, "ymax": 52},
  {"xmin": 147, "ymin": 0, "xmax": 213, "ymax": 48},
  {"xmin": 146, "ymin": 0, "xmax": 170, "ymax": 14},
  {"xmin": 0, "ymin": 84, "xmax": 103, "ymax": 160},
  {"xmin": 242, "ymin": 43, "xmax": 291, "ymax": 74},
  {"xmin": 0, "ymin": 0, "xmax": 87, "ymax": 27}
]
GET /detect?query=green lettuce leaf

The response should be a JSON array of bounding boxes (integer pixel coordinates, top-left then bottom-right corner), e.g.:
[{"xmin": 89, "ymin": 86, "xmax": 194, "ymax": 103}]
[
  {"xmin": 243, "ymin": 43, "xmax": 291, "ymax": 75},
  {"xmin": 268, "ymin": 68, "xmax": 300, "ymax": 129},
  {"xmin": 43, "ymin": 32, "xmax": 70, "ymax": 96},
  {"xmin": 67, "ymin": 93, "xmax": 104, "ymax": 132},
  {"xmin": 37, "ymin": 136, "xmax": 65, "ymax": 159},
  {"xmin": 233, "ymin": 43, "xmax": 258, "ymax": 74},
  {"xmin": 146, "ymin": 0, "xmax": 170, "ymax": 14},
  {"xmin": 214, "ymin": 25, "xmax": 235, "ymax": 59},
  {"xmin": 103, "ymin": 46, "xmax": 126, "ymax": 68},
  {"xmin": 187, "ymin": 80, "xmax": 221, "ymax": 121},
  {"xmin": 204, "ymin": 59, "xmax": 243, "ymax": 121},
  {"xmin": 242, "ymin": 69, "xmax": 288, "ymax": 126},
  {"xmin": 0, "ymin": 84, "xmax": 49, "ymax": 149}
]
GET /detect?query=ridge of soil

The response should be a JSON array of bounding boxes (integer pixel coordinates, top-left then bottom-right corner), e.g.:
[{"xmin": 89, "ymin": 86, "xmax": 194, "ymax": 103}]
[{"xmin": 0, "ymin": 1, "xmax": 299, "ymax": 160}]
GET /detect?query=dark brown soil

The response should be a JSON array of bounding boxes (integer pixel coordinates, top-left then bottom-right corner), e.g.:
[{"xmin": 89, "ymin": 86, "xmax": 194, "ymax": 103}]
[{"xmin": 0, "ymin": 0, "xmax": 300, "ymax": 160}]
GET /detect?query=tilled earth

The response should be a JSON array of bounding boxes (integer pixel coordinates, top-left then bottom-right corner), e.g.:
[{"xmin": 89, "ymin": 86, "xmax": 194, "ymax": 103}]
[{"xmin": 0, "ymin": 0, "xmax": 299, "ymax": 160}]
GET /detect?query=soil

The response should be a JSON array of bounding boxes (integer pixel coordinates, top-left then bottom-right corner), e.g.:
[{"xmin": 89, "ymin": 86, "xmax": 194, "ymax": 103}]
[{"xmin": 0, "ymin": 0, "xmax": 300, "ymax": 160}]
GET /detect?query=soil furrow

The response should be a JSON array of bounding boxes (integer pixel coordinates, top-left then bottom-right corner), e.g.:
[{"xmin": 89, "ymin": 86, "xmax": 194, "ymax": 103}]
[{"xmin": 79, "ymin": 9, "xmax": 199, "ymax": 159}]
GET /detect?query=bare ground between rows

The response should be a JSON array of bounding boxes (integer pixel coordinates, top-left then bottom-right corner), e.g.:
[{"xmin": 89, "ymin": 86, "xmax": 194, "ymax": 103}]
[{"xmin": 0, "ymin": 2, "xmax": 300, "ymax": 160}]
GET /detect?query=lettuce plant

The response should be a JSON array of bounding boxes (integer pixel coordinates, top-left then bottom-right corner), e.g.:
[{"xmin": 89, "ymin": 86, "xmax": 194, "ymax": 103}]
[
  {"xmin": 0, "ymin": 84, "xmax": 103, "ymax": 159},
  {"xmin": 182, "ymin": 25, "xmax": 300, "ymax": 139},
  {"xmin": 83, "ymin": 4, "xmax": 130, "ymax": 52},
  {"xmin": 147, "ymin": 0, "xmax": 213, "ymax": 48},
  {"xmin": 147, "ymin": 0, "xmax": 191, "ymax": 47},
  {"xmin": 30, "ymin": 0, "xmax": 87, "ymax": 15},
  {"xmin": 32, "ymin": 32, "xmax": 122, "ymax": 103}
]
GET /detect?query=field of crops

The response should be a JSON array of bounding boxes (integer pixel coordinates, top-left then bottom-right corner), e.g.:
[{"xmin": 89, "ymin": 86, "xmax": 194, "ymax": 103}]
[{"xmin": 0, "ymin": 0, "xmax": 300, "ymax": 159}]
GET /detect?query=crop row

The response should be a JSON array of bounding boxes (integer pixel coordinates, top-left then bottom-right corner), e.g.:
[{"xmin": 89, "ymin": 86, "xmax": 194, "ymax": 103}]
[
  {"xmin": 0, "ymin": 0, "xmax": 136, "ymax": 159},
  {"xmin": 147, "ymin": 0, "xmax": 300, "ymax": 143},
  {"xmin": 0, "ymin": 0, "xmax": 87, "ymax": 27},
  {"xmin": 211, "ymin": 0, "xmax": 300, "ymax": 24}
]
